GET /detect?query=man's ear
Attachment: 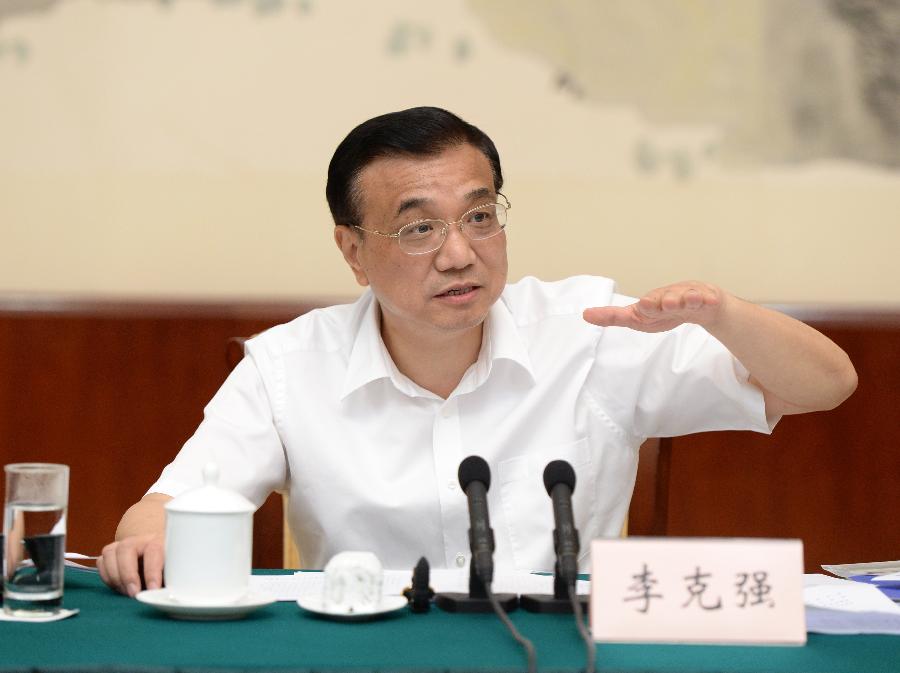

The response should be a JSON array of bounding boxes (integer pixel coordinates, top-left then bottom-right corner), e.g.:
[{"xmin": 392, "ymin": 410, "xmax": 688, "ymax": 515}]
[{"xmin": 334, "ymin": 226, "xmax": 369, "ymax": 287}]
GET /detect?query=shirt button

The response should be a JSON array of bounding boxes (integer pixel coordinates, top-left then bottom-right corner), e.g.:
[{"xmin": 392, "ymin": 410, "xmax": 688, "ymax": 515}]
[
  {"xmin": 455, "ymin": 553, "xmax": 466, "ymax": 567},
  {"xmin": 447, "ymin": 480, "xmax": 457, "ymax": 491},
  {"xmin": 441, "ymin": 406, "xmax": 452, "ymax": 418}
]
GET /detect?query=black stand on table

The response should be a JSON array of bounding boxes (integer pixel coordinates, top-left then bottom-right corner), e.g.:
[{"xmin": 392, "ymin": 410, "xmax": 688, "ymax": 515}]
[
  {"xmin": 520, "ymin": 562, "xmax": 587, "ymax": 613},
  {"xmin": 434, "ymin": 562, "xmax": 518, "ymax": 613}
]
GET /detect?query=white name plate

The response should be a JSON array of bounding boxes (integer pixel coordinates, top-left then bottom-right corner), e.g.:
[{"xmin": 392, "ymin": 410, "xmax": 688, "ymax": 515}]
[{"xmin": 590, "ymin": 537, "xmax": 806, "ymax": 645}]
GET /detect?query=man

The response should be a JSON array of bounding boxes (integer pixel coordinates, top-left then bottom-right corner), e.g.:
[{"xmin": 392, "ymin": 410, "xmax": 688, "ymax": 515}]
[{"xmin": 99, "ymin": 107, "xmax": 856, "ymax": 597}]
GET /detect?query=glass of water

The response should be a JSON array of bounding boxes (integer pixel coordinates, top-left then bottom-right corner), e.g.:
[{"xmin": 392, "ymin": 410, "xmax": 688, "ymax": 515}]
[{"xmin": 3, "ymin": 463, "xmax": 69, "ymax": 618}]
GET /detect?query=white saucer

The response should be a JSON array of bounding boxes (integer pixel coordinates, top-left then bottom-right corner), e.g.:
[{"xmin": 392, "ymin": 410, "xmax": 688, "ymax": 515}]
[
  {"xmin": 136, "ymin": 589, "xmax": 275, "ymax": 621},
  {"xmin": 296, "ymin": 595, "xmax": 408, "ymax": 621}
]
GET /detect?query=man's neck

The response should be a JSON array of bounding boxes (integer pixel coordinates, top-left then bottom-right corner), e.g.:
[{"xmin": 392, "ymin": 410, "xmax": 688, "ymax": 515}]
[{"xmin": 380, "ymin": 315, "xmax": 484, "ymax": 400}]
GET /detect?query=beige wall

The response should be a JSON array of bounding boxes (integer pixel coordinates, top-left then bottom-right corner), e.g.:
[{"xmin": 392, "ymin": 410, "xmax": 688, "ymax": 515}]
[{"xmin": 2, "ymin": 0, "xmax": 898, "ymax": 303}]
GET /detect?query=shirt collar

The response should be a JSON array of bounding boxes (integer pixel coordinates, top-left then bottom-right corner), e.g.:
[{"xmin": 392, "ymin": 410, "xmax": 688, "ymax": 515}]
[
  {"xmin": 340, "ymin": 289, "xmax": 536, "ymax": 400},
  {"xmin": 466, "ymin": 295, "xmax": 536, "ymax": 391},
  {"xmin": 340, "ymin": 291, "xmax": 397, "ymax": 400}
]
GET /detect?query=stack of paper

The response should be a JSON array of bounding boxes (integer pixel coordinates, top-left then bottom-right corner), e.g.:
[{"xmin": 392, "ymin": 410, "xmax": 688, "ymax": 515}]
[
  {"xmin": 250, "ymin": 569, "xmax": 590, "ymax": 602},
  {"xmin": 821, "ymin": 560, "xmax": 900, "ymax": 578},
  {"xmin": 804, "ymin": 573, "xmax": 900, "ymax": 635}
]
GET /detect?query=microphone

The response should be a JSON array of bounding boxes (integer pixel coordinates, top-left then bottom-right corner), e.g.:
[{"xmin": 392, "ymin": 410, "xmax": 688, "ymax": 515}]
[
  {"xmin": 524, "ymin": 460, "xmax": 593, "ymax": 673},
  {"xmin": 450, "ymin": 456, "xmax": 535, "ymax": 673},
  {"xmin": 543, "ymin": 460, "xmax": 579, "ymax": 587},
  {"xmin": 458, "ymin": 455, "xmax": 495, "ymax": 585},
  {"xmin": 435, "ymin": 456, "xmax": 517, "ymax": 614}
]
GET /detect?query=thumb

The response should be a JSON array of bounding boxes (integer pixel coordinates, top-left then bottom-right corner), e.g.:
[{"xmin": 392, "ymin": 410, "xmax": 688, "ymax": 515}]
[{"xmin": 583, "ymin": 306, "xmax": 632, "ymax": 327}]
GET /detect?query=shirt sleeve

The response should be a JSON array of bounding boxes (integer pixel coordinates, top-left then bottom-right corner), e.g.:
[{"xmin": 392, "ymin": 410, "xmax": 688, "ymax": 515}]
[
  {"xmin": 146, "ymin": 352, "xmax": 288, "ymax": 508},
  {"xmin": 585, "ymin": 301, "xmax": 777, "ymax": 440}
]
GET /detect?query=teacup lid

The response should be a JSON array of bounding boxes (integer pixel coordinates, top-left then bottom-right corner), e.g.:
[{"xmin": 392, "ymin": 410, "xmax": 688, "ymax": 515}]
[{"xmin": 165, "ymin": 463, "xmax": 255, "ymax": 514}]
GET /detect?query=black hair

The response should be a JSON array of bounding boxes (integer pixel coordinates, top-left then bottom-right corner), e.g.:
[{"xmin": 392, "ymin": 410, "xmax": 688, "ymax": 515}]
[{"xmin": 326, "ymin": 106, "xmax": 503, "ymax": 227}]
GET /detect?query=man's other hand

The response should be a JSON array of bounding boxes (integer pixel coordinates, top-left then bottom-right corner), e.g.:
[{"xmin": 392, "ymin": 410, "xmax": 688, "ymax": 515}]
[
  {"xmin": 98, "ymin": 492, "xmax": 170, "ymax": 597},
  {"xmin": 583, "ymin": 281, "xmax": 723, "ymax": 333},
  {"xmin": 97, "ymin": 533, "xmax": 165, "ymax": 597}
]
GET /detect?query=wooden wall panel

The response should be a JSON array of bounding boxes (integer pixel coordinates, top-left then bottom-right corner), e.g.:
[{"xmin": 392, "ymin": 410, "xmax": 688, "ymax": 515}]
[
  {"xmin": 2, "ymin": 297, "xmax": 898, "ymax": 574},
  {"xmin": 666, "ymin": 319, "xmax": 900, "ymax": 572},
  {"xmin": 0, "ymin": 298, "xmax": 327, "ymax": 569}
]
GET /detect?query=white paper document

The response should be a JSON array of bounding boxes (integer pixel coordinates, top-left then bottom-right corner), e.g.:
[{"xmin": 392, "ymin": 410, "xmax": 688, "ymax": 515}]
[
  {"xmin": 803, "ymin": 580, "xmax": 900, "ymax": 615},
  {"xmin": 20, "ymin": 552, "xmax": 99, "ymax": 573},
  {"xmin": 873, "ymin": 571, "xmax": 900, "ymax": 583},
  {"xmin": 821, "ymin": 560, "xmax": 900, "ymax": 578},
  {"xmin": 800, "ymin": 573, "xmax": 900, "ymax": 634},
  {"xmin": 250, "ymin": 569, "xmax": 590, "ymax": 602},
  {"xmin": 803, "ymin": 573, "xmax": 852, "ymax": 587},
  {"xmin": 805, "ymin": 608, "xmax": 900, "ymax": 635}
]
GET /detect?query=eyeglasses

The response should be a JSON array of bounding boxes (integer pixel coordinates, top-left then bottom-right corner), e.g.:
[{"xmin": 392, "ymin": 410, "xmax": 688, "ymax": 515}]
[{"xmin": 353, "ymin": 193, "xmax": 510, "ymax": 255}]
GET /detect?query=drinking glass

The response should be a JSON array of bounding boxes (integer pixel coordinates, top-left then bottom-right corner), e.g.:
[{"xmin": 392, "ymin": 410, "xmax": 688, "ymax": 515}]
[{"xmin": 3, "ymin": 463, "xmax": 69, "ymax": 618}]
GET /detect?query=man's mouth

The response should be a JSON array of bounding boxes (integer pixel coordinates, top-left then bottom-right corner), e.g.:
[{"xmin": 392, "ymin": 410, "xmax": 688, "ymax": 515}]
[{"xmin": 436, "ymin": 285, "xmax": 477, "ymax": 297}]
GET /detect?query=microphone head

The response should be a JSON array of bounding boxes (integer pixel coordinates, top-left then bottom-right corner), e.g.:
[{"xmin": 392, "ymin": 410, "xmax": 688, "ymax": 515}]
[
  {"xmin": 543, "ymin": 460, "xmax": 576, "ymax": 496},
  {"xmin": 458, "ymin": 455, "xmax": 491, "ymax": 492}
]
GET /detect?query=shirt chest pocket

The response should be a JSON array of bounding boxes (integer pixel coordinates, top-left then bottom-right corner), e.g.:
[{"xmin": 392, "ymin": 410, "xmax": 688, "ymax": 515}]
[{"xmin": 496, "ymin": 438, "xmax": 595, "ymax": 572}]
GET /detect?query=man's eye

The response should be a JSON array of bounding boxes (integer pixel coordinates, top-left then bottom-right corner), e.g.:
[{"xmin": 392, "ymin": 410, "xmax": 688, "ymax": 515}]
[
  {"xmin": 400, "ymin": 222, "xmax": 436, "ymax": 239},
  {"xmin": 467, "ymin": 209, "xmax": 495, "ymax": 225}
]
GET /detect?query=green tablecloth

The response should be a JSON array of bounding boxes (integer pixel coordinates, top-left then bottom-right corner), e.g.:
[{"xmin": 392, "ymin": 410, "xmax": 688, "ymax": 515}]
[{"xmin": 0, "ymin": 569, "xmax": 897, "ymax": 673}]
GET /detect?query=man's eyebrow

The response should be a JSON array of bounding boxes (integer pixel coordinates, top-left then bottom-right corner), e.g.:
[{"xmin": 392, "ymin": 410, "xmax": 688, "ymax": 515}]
[
  {"xmin": 396, "ymin": 197, "xmax": 430, "ymax": 218},
  {"xmin": 394, "ymin": 187, "xmax": 494, "ymax": 218},
  {"xmin": 464, "ymin": 187, "xmax": 493, "ymax": 203}
]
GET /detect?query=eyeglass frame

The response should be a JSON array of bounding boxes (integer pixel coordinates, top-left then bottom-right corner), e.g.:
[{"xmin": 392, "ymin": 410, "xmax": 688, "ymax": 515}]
[{"xmin": 351, "ymin": 192, "xmax": 511, "ymax": 256}]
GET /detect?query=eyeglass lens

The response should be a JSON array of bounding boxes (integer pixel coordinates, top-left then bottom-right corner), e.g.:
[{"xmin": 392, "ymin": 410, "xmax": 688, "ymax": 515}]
[{"xmin": 397, "ymin": 203, "xmax": 508, "ymax": 254}]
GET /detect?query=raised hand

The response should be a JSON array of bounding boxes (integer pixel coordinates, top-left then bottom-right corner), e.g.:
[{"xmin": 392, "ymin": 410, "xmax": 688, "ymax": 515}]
[{"xmin": 583, "ymin": 281, "xmax": 724, "ymax": 333}]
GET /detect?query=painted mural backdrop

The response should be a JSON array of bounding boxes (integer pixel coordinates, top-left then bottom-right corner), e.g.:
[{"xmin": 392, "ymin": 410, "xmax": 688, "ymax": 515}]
[{"xmin": 2, "ymin": 0, "xmax": 898, "ymax": 301}]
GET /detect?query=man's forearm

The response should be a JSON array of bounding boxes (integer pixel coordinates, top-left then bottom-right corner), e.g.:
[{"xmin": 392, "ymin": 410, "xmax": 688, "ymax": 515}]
[
  {"xmin": 115, "ymin": 493, "xmax": 171, "ymax": 540},
  {"xmin": 705, "ymin": 294, "xmax": 857, "ymax": 414}
]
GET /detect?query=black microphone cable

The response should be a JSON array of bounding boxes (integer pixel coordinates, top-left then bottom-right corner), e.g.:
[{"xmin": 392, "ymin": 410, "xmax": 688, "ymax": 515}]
[
  {"xmin": 567, "ymin": 581, "xmax": 595, "ymax": 673},
  {"xmin": 485, "ymin": 582, "xmax": 537, "ymax": 673}
]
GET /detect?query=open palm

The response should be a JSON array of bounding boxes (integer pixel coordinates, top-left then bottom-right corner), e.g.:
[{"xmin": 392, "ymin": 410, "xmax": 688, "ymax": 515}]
[{"xmin": 583, "ymin": 282, "xmax": 723, "ymax": 333}]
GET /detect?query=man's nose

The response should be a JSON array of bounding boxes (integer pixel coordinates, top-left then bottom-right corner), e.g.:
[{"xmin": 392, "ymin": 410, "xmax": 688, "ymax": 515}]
[{"xmin": 433, "ymin": 223, "xmax": 476, "ymax": 271}]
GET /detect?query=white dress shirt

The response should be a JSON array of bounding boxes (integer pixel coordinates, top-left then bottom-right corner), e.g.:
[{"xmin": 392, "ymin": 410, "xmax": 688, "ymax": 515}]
[{"xmin": 149, "ymin": 275, "xmax": 774, "ymax": 572}]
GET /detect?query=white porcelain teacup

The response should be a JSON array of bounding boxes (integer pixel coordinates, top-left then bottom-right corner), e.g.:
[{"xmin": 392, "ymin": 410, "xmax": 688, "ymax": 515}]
[
  {"xmin": 163, "ymin": 463, "xmax": 255, "ymax": 605},
  {"xmin": 322, "ymin": 551, "xmax": 384, "ymax": 614}
]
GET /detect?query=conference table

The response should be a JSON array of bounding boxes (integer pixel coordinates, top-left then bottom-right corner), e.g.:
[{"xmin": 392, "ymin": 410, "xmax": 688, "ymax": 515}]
[{"xmin": 0, "ymin": 569, "xmax": 897, "ymax": 673}]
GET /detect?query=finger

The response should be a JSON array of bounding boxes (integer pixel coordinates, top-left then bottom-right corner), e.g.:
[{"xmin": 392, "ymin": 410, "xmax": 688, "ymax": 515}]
[
  {"xmin": 142, "ymin": 541, "xmax": 165, "ymax": 591},
  {"xmin": 97, "ymin": 544, "xmax": 118, "ymax": 589},
  {"xmin": 683, "ymin": 288, "xmax": 703, "ymax": 310},
  {"xmin": 115, "ymin": 541, "xmax": 143, "ymax": 598},
  {"xmin": 99, "ymin": 543, "xmax": 122, "ymax": 593},
  {"xmin": 702, "ymin": 288, "xmax": 720, "ymax": 306},
  {"xmin": 687, "ymin": 281, "xmax": 720, "ymax": 307},
  {"xmin": 660, "ymin": 290, "xmax": 683, "ymax": 311},
  {"xmin": 636, "ymin": 294, "xmax": 661, "ymax": 317},
  {"xmin": 583, "ymin": 306, "xmax": 634, "ymax": 328},
  {"xmin": 96, "ymin": 554, "xmax": 110, "ymax": 586}
]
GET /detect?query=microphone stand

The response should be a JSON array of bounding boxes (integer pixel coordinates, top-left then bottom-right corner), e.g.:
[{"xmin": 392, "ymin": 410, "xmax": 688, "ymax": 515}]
[
  {"xmin": 438, "ymin": 454, "xmax": 536, "ymax": 672},
  {"xmin": 434, "ymin": 559, "xmax": 518, "ymax": 613},
  {"xmin": 520, "ymin": 560, "xmax": 589, "ymax": 613},
  {"xmin": 435, "ymin": 455, "xmax": 518, "ymax": 613}
]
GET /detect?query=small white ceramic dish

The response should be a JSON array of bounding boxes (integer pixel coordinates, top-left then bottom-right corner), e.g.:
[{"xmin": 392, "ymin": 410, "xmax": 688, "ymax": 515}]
[
  {"xmin": 136, "ymin": 589, "xmax": 275, "ymax": 621},
  {"xmin": 296, "ymin": 595, "xmax": 408, "ymax": 621}
]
